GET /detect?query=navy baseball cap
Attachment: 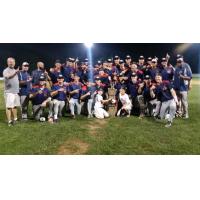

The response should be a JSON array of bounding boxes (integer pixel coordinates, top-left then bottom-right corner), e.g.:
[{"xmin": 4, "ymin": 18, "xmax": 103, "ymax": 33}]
[
  {"xmin": 114, "ymin": 55, "xmax": 120, "ymax": 60},
  {"xmin": 147, "ymin": 57, "xmax": 152, "ymax": 61},
  {"xmin": 119, "ymin": 60, "xmax": 124, "ymax": 64},
  {"xmin": 71, "ymin": 58, "xmax": 75, "ymax": 63},
  {"xmin": 125, "ymin": 55, "xmax": 131, "ymax": 59},
  {"xmin": 55, "ymin": 59, "xmax": 61, "ymax": 64},
  {"xmin": 177, "ymin": 54, "xmax": 183, "ymax": 59},
  {"xmin": 57, "ymin": 74, "xmax": 64, "ymax": 79},
  {"xmin": 97, "ymin": 60, "xmax": 102, "ymax": 65},
  {"xmin": 107, "ymin": 58, "xmax": 112, "ymax": 63},
  {"xmin": 139, "ymin": 55, "xmax": 145, "ymax": 60},
  {"xmin": 39, "ymin": 76, "xmax": 45, "ymax": 81},
  {"xmin": 161, "ymin": 58, "xmax": 167, "ymax": 62},
  {"xmin": 22, "ymin": 62, "xmax": 29, "ymax": 66},
  {"xmin": 131, "ymin": 72, "xmax": 137, "ymax": 77},
  {"xmin": 144, "ymin": 75, "xmax": 151, "ymax": 80}
]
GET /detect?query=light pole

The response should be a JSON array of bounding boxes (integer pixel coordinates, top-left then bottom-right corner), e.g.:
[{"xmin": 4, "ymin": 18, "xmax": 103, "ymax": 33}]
[{"xmin": 84, "ymin": 43, "xmax": 94, "ymax": 82}]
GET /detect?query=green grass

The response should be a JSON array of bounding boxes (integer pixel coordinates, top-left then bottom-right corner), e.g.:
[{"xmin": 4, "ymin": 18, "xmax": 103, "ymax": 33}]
[{"xmin": 0, "ymin": 81, "xmax": 200, "ymax": 154}]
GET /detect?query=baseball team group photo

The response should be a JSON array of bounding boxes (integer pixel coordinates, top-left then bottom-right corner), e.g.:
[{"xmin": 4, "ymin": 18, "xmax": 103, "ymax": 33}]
[{"xmin": 0, "ymin": 43, "xmax": 200, "ymax": 155}]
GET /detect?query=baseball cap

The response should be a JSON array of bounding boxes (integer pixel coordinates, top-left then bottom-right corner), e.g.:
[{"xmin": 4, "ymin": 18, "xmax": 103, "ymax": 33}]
[
  {"xmin": 144, "ymin": 75, "xmax": 151, "ymax": 80},
  {"xmin": 97, "ymin": 60, "xmax": 102, "ymax": 65},
  {"xmin": 119, "ymin": 60, "xmax": 124, "ymax": 64},
  {"xmin": 71, "ymin": 58, "xmax": 75, "ymax": 63},
  {"xmin": 131, "ymin": 72, "xmax": 137, "ymax": 77},
  {"xmin": 67, "ymin": 57, "xmax": 72, "ymax": 62},
  {"xmin": 114, "ymin": 55, "xmax": 120, "ymax": 60},
  {"xmin": 176, "ymin": 54, "xmax": 184, "ymax": 62},
  {"xmin": 22, "ymin": 62, "xmax": 29, "ymax": 66},
  {"xmin": 177, "ymin": 54, "xmax": 183, "ymax": 59},
  {"xmin": 125, "ymin": 55, "xmax": 131, "ymax": 59},
  {"xmin": 107, "ymin": 58, "xmax": 112, "ymax": 63},
  {"xmin": 139, "ymin": 55, "xmax": 145, "ymax": 60},
  {"xmin": 161, "ymin": 58, "xmax": 167, "ymax": 62},
  {"xmin": 55, "ymin": 59, "xmax": 61, "ymax": 64},
  {"xmin": 39, "ymin": 76, "xmax": 45, "ymax": 81},
  {"xmin": 95, "ymin": 76, "xmax": 100, "ymax": 81},
  {"xmin": 57, "ymin": 74, "xmax": 64, "ymax": 79},
  {"xmin": 147, "ymin": 57, "xmax": 152, "ymax": 61}
]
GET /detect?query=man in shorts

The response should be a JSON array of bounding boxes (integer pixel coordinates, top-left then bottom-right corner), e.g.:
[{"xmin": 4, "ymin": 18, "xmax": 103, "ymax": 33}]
[{"xmin": 3, "ymin": 57, "xmax": 20, "ymax": 126}]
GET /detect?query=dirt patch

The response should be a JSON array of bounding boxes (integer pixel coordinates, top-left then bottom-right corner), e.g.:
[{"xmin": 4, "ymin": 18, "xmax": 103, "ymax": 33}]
[
  {"xmin": 87, "ymin": 119, "xmax": 107, "ymax": 137},
  {"xmin": 57, "ymin": 139, "xmax": 89, "ymax": 155}
]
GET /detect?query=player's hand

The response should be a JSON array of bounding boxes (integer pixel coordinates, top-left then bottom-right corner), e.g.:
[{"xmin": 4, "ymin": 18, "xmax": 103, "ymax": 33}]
[
  {"xmin": 58, "ymin": 88, "xmax": 64, "ymax": 92},
  {"xmin": 150, "ymin": 85, "xmax": 156, "ymax": 90},
  {"xmin": 189, "ymin": 85, "xmax": 192, "ymax": 91},
  {"xmin": 179, "ymin": 74, "xmax": 184, "ymax": 79},
  {"xmin": 38, "ymin": 90, "xmax": 43, "ymax": 94},
  {"xmin": 15, "ymin": 68, "xmax": 20, "ymax": 73},
  {"xmin": 50, "ymin": 68, "xmax": 54, "ymax": 73},
  {"xmin": 74, "ymin": 89, "xmax": 79, "ymax": 93},
  {"xmin": 139, "ymin": 82, "xmax": 144, "ymax": 88},
  {"xmin": 86, "ymin": 92, "xmax": 91, "ymax": 96},
  {"xmin": 28, "ymin": 77, "xmax": 32, "ymax": 82}
]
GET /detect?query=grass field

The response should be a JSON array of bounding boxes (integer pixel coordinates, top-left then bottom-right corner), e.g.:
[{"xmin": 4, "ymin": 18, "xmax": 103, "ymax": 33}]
[{"xmin": 0, "ymin": 80, "xmax": 200, "ymax": 155}]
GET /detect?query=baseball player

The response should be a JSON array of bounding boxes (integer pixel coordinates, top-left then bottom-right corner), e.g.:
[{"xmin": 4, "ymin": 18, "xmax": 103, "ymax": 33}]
[
  {"xmin": 150, "ymin": 74, "xmax": 178, "ymax": 128},
  {"xmin": 117, "ymin": 87, "xmax": 132, "ymax": 117},
  {"xmin": 80, "ymin": 81, "xmax": 97, "ymax": 118},
  {"xmin": 94, "ymin": 89, "xmax": 110, "ymax": 119},
  {"xmin": 18, "ymin": 62, "xmax": 32, "ymax": 120},
  {"xmin": 173, "ymin": 55, "xmax": 192, "ymax": 119},
  {"xmin": 29, "ymin": 76, "xmax": 52, "ymax": 121},
  {"xmin": 49, "ymin": 74, "xmax": 68, "ymax": 122},
  {"xmin": 68, "ymin": 75, "xmax": 82, "ymax": 118}
]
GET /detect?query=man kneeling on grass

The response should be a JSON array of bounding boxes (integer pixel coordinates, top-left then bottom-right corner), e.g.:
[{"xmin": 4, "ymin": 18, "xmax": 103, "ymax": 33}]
[
  {"xmin": 49, "ymin": 74, "xmax": 68, "ymax": 122},
  {"xmin": 29, "ymin": 76, "xmax": 52, "ymax": 122},
  {"xmin": 94, "ymin": 89, "xmax": 111, "ymax": 119}
]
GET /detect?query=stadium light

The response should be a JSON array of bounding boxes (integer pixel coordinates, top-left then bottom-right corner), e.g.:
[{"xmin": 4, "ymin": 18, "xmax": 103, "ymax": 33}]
[
  {"xmin": 83, "ymin": 43, "xmax": 94, "ymax": 82},
  {"xmin": 84, "ymin": 42, "xmax": 93, "ymax": 48}
]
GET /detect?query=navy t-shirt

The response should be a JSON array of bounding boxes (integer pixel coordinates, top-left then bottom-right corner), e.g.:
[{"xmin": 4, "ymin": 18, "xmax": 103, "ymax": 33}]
[
  {"xmin": 128, "ymin": 82, "xmax": 138, "ymax": 98},
  {"xmin": 52, "ymin": 84, "xmax": 68, "ymax": 101},
  {"xmin": 173, "ymin": 63, "xmax": 192, "ymax": 91},
  {"xmin": 69, "ymin": 82, "xmax": 82, "ymax": 99},
  {"xmin": 155, "ymin": 82, "xmax": 173, "ymax": 102},
  {"xmin": 18, "ymin": 71, "xmax": 31, "ymax": 96},
  {"xmin": 31, "ymin": 86, "xmax": 50, "ymax": 105}
]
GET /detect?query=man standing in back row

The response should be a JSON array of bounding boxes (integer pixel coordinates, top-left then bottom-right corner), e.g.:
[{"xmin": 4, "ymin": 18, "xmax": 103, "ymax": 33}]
[{"xmin": 3, "ymin": 57, "xmax": 20, "ymax": 126}]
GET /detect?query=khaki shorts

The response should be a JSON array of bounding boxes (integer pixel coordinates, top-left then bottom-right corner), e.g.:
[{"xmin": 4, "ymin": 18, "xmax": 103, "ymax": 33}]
[{"xmin": 4, "ymin": 93, "xmax": 20, "ymax": 108}]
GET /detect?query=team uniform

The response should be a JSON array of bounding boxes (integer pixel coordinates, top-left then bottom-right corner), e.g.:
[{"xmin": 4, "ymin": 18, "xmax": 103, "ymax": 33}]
[
  {"xmin": 117, "ymin": 93, "xmax": 132, "ymax": 117},
  {"xmin": 18, "ymin": 70, "xmax": 32, "ymax": 119},
  {"xmin": 173, "ymin": 62, "xmax": 192, "ymax": 118},
  {"xmin": 69, "ymin": 82, "xmax": 82, "ymax": 116},
  {"xmin": 155, "ymin": 82, "xmax": 177, "ymax": 124},
  {"xmin": 81, "ymin": 85, "xmax": 97, "ymax": 117},
  {"xmin": 49, "ymin": 83, "xmax": 68, "ymax": 120},
  {"xmin": 94, "ymin": 93, "xmax": 109, "ymax": 119},
  {"xmin": 30, "ymin": 85, "xmax": 51, "ymax": 120}
]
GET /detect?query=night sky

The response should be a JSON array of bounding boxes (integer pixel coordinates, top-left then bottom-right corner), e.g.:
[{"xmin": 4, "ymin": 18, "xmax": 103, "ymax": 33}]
[{"xmin": 0, "ymin": 43, "xmax": 199, "ymax": 76}]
